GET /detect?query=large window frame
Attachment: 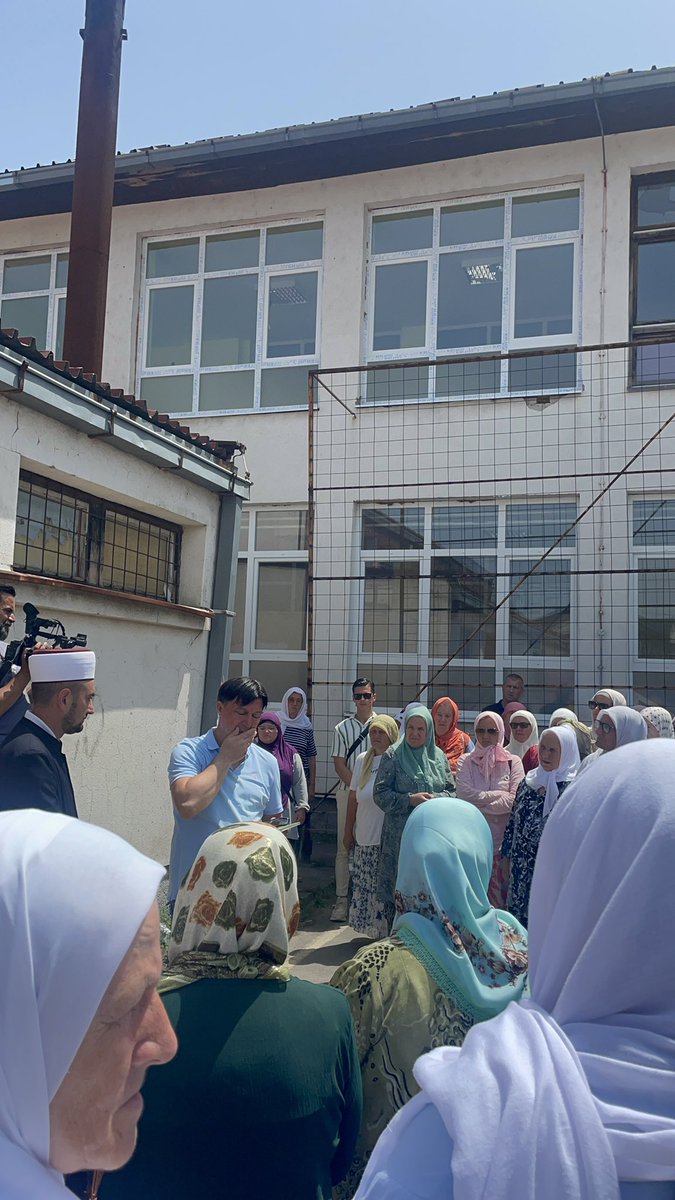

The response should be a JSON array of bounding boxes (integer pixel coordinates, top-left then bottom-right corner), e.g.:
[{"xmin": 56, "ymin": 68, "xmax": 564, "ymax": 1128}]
[
  {"xmin": 631, "ymin": 496, "xmax": 675, "ymax": 672},
  {"xmin": 630, "ymin": 172, "xmax": 675, "ymax": 387},
  {"xmin": 0, "ymin": 248, "xmax": 68, "ymax": 357},
  {"xmin": 13, "ymin": 470, "xmax": 182, "ymax": 603},
  {"xmin": 229, "ymin": 506, "xmax": 309, "ymax": 701},
  {"xmin": 364, "ymin": 184, "xmax": 583, "ymax": 403},
  {"xmin": 357, "ymin": 500, "xmax": 577, "ymax": 714},
  {"xmin": 137, "ymin": 219, "xmax": 323, "ymax": 416}
]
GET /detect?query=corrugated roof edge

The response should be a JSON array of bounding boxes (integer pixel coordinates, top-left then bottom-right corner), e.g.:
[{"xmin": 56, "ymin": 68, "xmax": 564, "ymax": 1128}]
[
  {"xmin": 0, "ymin": 327, "xmax": 245, "ymax": 468},
  {"xmin": 3, "ymin": 63, "xmax": 674, "ymax": 181}
]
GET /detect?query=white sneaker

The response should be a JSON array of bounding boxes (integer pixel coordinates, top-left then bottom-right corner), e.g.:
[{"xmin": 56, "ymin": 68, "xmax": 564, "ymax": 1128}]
[{"xmin": 330, "ymin": 900, "xmax": 349, "ymax": 923}]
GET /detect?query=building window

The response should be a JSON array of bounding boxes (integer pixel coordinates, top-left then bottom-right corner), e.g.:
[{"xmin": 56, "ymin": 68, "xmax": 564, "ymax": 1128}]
[
  {"xmin": 365, "ymin": 187, "xmax": 581, "ymax": 402},
  {"xmin": 632, "ymin": 498, "xmax": 675, "ymax": 691},
  {"xmin": 138, "ymin": 221, "xmax": 323, "ymax": 415},
  {"xmin": 631, "ymin": 174, "xmax": 675, "ymax": 386},
  {"xmin": 13, "ymin": 471, "xmax": 181, "ymax": 602},
  {"xmin": 0, "ymin": 250, "xmax": 68, "ymax": 356},
  {"xmin": 358, "ymin": 499, "xmax": 576, "ymax": 714},
  {"xmin": 229, "ymin": 507, "xmax": 308, "ymax": 702}
]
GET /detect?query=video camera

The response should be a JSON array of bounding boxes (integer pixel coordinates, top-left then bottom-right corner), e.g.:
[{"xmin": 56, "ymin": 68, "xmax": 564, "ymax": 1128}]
[{"xmin": 0, "ymin": 603, "xmax": 87, "ymax": 687}]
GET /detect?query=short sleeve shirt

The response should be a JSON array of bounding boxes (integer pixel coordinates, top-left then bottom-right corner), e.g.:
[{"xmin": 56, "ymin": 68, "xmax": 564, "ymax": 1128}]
[
  {"xmin": 168, "ymin": 730, "xmax": 282, "ymax": 901},
  {"xmin": 332, "ymin": 716, "xmax": 375, "ymax": 772}
]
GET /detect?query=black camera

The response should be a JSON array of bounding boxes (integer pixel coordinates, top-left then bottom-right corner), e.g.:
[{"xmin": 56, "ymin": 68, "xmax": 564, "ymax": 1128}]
[{"xmin": 0, "ymin": 603, "xmax": 87, "ymax": 687}]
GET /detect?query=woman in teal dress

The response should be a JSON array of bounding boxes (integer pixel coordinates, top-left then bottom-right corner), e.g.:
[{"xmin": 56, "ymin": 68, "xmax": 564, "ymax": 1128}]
[
  {"xmin": 374, "ymin": 706, "xmax": 455, "ymax": 925},
  {"xmin": 331, "ymin": 796, "xmax": 528, "ymax": 1197},
  {"xmin": 102, "ymin": 822, "xmax": 362, "ymax": 1200}
]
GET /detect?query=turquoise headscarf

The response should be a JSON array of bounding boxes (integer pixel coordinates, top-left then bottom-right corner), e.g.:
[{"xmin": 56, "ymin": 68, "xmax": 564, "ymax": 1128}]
[
  {"xmin": 393, "ymin": 796, "xmax": 528, "ymax": 1020},
  {"xmin": 393, "ymin": 705, "xmax": 450, "ymax": 793}
]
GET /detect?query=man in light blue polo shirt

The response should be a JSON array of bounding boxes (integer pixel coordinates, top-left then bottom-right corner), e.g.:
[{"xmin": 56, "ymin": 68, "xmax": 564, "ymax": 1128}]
[{"xmin": 167, "ymin": 676, "xmax": 282, "ymax": 903}]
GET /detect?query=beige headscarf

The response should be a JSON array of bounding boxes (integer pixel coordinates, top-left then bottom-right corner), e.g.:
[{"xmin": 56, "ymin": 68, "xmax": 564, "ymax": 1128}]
[
  {"xmin": 358, "ymin": 714, "xmax": 400, "ymax": 787},
  {"xmin": 164, "ymin": 822, "xmax": 300, "ymax": 990}
]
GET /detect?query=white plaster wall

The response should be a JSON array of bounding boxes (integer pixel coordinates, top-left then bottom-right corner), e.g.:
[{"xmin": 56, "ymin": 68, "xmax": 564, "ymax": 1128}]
[
  {"xmin": 0, "ymin": 392, "xmax": 223, "ymax": 859},
  {"xmin": 3, "ymin": 123, "xmax": 675, "ymax": 786}
]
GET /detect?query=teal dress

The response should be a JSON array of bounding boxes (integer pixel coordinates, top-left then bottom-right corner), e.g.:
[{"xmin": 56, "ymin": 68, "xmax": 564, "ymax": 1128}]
[{"xmin": 102, "ymin": 976, "xmax": 362, "ymax": 1200}]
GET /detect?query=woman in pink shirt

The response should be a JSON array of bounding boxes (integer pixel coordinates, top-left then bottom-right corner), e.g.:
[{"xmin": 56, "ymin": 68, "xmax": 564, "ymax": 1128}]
[{"xmin": 456, "ymin": 711, "xmax": 524, "ymax": 907}]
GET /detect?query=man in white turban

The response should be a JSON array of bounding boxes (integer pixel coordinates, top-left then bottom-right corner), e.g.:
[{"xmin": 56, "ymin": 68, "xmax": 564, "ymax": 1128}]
[{"xmin": 0, "ymin": 647, "xmax": 96, "ymax": 817}]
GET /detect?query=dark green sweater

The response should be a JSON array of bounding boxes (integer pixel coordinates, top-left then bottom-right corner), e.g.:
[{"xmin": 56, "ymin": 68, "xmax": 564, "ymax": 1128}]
[{"xmin": 101, "ymin": 975, "xmax": 362, "ymax": 1200}]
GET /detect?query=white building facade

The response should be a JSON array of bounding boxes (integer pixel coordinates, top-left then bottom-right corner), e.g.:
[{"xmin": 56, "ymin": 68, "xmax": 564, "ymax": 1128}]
[{"xmin": 2, "ymin": 67, "xmax": 675, "ymax": 783}]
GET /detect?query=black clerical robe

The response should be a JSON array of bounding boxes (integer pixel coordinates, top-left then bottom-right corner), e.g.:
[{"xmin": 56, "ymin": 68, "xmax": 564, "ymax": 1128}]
[{"xmin": 0, "ymin": 716, "xmax": 78, "ymax": 817}]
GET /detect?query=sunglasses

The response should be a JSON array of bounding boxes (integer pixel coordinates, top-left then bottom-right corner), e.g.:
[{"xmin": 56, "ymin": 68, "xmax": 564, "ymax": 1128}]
[
  {"xmin": 588, "ymin": 700, "xmax": 611, "ymax": 711},
  {"xmin": 510, "ymin": 721, "xmax": 531, "ymax": 731},
  {"xmin": 596, "ymin": 719, "xmax": 615, "ymax": 735},
  {"xmin": 476, "ymin": 726, "xmax": 498, "ymax": 735},
  {"xmin": 353, "ymin": 692, "xmax": 373, "ymax": 701}
]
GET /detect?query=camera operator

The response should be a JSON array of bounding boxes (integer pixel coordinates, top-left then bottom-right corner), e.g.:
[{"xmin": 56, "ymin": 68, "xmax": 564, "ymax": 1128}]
[{"xmin": 0, "ymin": 585, "xmax": 31, "ymax": 742}]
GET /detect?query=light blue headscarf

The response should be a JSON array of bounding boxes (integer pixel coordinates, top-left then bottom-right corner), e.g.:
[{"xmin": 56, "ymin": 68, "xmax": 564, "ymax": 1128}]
[
  {"xmin": 393, "ymin": 705, "xmax": 450, "ymax": 794},
  {"xmin": 393, "ymin": 796, "xmax": 528, "ymax": 1019}
]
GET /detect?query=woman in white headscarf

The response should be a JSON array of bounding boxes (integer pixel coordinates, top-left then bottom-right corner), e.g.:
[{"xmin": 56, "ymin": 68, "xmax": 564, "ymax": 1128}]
[
  {"xmin": 0, "ymin": 809, "xmax": 176, "ymax": 1200},
  {"xmin": 501, "ymin": 724, "xmax": 580, "ymax": 927},
  {"xmin": 279, "ymin": 686, "xmax": 317, "ymax": 859},
  {"xmin": 577, "ymin": 704, "xmax": 648, "ymax": 775},
  {"xmin": 355, "ymin": 740, "xmax": 675, "ymax": 1200},
  {"xmin": 505, "ymin": 709, "xmax": 539, "ymax": 771},
  {"xmin": 641, "ymin": 706, "xmax": 675, "ymax": 739}
]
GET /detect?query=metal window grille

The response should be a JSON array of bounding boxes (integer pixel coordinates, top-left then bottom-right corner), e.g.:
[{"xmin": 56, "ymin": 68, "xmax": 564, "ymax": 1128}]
[{"xmin": 13, "ymin": 471, "xmax": 181, "ymax": 602}]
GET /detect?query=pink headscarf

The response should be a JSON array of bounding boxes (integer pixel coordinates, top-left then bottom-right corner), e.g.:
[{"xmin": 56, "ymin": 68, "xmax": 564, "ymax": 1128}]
[{"xmin": 471, "ymin": 711, "xmax": 511, "ymax": 779}]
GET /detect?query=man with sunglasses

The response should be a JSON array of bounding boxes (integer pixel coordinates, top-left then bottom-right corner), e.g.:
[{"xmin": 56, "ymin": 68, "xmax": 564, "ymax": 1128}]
[{"xmin": 331, "ymin": 678, "xmax": 378, "ymax": 923}]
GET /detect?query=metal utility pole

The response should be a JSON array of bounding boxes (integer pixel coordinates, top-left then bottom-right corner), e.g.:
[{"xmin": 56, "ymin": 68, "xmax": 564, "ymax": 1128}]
[{"xmin": 62, "ymin": 0, "xmax": 126, "ymax": 377}]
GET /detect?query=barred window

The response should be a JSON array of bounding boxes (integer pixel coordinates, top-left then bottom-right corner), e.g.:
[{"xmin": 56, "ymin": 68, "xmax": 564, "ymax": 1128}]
[{"xmin": 13, "ymin": 471, "xmax": 181, "ymax": 602}]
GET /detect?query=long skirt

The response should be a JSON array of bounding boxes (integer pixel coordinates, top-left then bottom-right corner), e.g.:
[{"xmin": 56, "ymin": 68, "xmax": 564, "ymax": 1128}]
[
  {"xmin": 488, "ymin": 850, "xmax": 509, "ymax": 909},
  {"xmin": 349, "ymin": 844, "xmax": 389, "ymax": 939}
]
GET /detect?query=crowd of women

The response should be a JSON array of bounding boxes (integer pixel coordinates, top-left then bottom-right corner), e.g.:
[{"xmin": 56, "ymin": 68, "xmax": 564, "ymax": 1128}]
[{"xmin": 1, "ymin": 684, "xmax": 674, "ymax": 1200}]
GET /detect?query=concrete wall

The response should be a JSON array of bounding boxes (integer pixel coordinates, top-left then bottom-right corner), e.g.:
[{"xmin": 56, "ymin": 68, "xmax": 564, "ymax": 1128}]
[{"xmin": 0, "ymin": 388, "xmax": 222, "ymax": 860}]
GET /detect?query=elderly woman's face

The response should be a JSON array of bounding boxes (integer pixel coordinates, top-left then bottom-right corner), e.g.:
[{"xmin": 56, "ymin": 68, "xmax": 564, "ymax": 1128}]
[
  {"xmin": 369, "ymin": 725, "xmax": 391, "ymax": 755},
  {"xmin": 475, "ymin": 717, "xmax": 500, "ymax": 749},
  {"xmin": 595, "ymin": 715, "xmax": 618, "ymax": 752},
  {"xmin": 509, "ymin": 715, "xmax": 533, "ymax": 744},
  {"xmin": 405, "ymin": 716, "xmax": 428, "ymax": 748},
  {"xmin": 287, "ymin": 691, "xmax": 303, "ymax": 718},
  {"xmin": 433, "ymin": 703, "xmax": 454, "ymax": 737},
  {"xmin": 539, "ymin": 731, "xmax": 562, "ymax": 771},
  {"xmin": 257, "ymin": 720, "xmax": 279, "ymax": 746},
  {"xmin": 49, "ymin": 904, "xmax": 177, "ymax": 1174}
]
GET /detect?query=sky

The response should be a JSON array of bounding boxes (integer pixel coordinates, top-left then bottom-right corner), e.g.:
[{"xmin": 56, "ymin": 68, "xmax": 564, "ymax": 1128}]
[{"xmin": 3, "ymin": 0, "xmax": 674, "ymax": 173}]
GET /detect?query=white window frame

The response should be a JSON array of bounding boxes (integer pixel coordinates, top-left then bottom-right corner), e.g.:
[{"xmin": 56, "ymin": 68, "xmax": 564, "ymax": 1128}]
[
  {"xmin": 356, "ymin": 499, "xmax": 577, "ymax": 713},
  {"xmin": 363, "ymin": 183, "xmax": 583, "ymax": 404},
  {"xmin": 0, "ymin": 247, "xmax": 68, "ymax": 357},
  {"xmin": 630, "ymin": 496, "xmax": 675, "ymax": 675},
  {"xmin": 137, "ymin": 219, "xmax": 323, "ymax": 416},
  {"xmin": 229, "ymin": 506, "xmax": 309, "ymax": 684}
]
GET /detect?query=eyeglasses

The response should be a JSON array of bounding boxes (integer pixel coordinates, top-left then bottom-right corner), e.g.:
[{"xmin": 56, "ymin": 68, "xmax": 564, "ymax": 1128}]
[
  {"xmin": 510, "ymin": 721, "xmax": 531, "ymax": 731},
  {"xmin": 596, "ymin": 719, "xmax": 615, "ymax": 735},
  {"xmin": 588, "ymin": 700, "xmax": 610, "ymax": 711},
  {"xmin": 476, "ymin": 726, "xmax": 498, "ymax": 735},
  {"xmin": 353, "ymin": 692, "xmax": 373, "ymax": 701}
]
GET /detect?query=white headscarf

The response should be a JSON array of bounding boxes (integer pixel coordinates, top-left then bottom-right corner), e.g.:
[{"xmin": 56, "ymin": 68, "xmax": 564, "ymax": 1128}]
[
  {"xmin": 525, "ymin": 724, "xmax": 581, "ymax": 817},
  {"xmin": 505, "ymin": 709, "xmax": 539, "ymax": 760},
  {"xmin": 640, "ymin": 706, "xmax": 675, "ymax": 739},
  {"xmin": 0, "ymin": 810, "xmax": 164, "ymax": 1199},
  {"xmin": 603, "ymin": 705, "xmax": 648, "ymax": 747},
  {"xmin": 592, "ymin": 687, "xmax": 627, "ymax": 707},
  {"xmin": 279, "ymin": 686, "xmax": 312, "ymax": 732},
  {"xmin": 357, "ymin": 740, "xmax": 675, "ymax": 1200},
  {"xmin": 548, "ymin": 707, "xmax": 577, "ymax": 726}
]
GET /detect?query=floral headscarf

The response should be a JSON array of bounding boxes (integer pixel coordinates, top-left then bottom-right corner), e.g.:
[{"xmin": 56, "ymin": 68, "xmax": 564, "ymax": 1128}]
[
  {"xmin": 640, "ymin": 705, "xmax": 675, "ymax": 739},
  {"xmin": 165, "ymin": 822, "xmax": 300, "ymax": 989},
  {"xmin": 431, "ymin": 697, "xmax": 471, "ymax": 772},
  {"xmin": 393, "ymin": 797, "xmax": 528, "ymax": 1020}
]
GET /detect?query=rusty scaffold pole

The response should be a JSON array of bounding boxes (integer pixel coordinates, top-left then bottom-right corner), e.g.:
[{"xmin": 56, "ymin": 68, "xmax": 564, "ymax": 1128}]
[{"xmin": 62, "ymin": 0, "xmax": 126, "ymax": 377}]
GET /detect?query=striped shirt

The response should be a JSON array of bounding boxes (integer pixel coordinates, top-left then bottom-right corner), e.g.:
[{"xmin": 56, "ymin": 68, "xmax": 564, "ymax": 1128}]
[
  {"xmin": 332, "ymin": 715, "xmax": 377, "ymax": 779},
  {"xmin": 283, "ymin": 724, "xmax": 317, "ymax": 773}
]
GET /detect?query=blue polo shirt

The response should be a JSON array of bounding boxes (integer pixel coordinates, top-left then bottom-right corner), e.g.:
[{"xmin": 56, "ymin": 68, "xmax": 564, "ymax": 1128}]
[{"xmin": 167, "ymin": 728, "xmax": 283, "ymax": 901}]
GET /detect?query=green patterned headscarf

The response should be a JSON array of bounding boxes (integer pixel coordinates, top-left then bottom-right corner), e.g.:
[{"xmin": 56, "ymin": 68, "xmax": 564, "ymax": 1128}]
[
  {"xmin": 163, "ymin": 822, "xmax": 300, "ymax": 991},
  {"xmin": 393, "ymin": 797, "xmax": 528, "ymax": 1019},
  {"xmin": 393, "ymin": 705, "xmax": 450, "ymax": 793}
]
